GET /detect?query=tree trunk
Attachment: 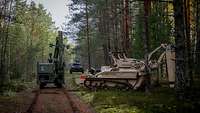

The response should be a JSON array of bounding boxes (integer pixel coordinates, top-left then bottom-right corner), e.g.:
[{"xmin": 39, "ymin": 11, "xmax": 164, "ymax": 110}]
[
  {"xmin": 85, "ymin": 0, "xmax": 91, "ymax": 70},
  {"xmin": 143, "ymin": 0, "xmax": 151, "ymax": 93},
  {"xmin": 0, "ymin": 0, "xmax": 13, "ymax": 85},
  {"xmin": 123, "ymin": 0, "xmax": 131, "ymax": 56},
  {"xmin": 184, "ymin": 0, "xmax": 193, "ymax": 99},
  {"xmin": 196, "ymin": 0, "xmax": 200, "ymax": 75},
  {"xmin": 173, "ymin": 0, "xmax": 187, "ymax": 100}
]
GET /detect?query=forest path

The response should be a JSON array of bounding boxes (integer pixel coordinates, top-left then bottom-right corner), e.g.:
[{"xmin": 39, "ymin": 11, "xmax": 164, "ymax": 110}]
[{"xmin": 26, "ymin": 86, "xmax": 95, "ymax": 113}]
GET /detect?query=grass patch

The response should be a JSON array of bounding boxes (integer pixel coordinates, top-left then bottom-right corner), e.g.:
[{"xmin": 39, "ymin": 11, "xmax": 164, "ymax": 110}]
[
  {"xmin": 96, "ymin": 104, "xmax": 142, "ymax": 113},
  {"xmin": 77, "ymin": 88, "xmax": 177, "ymax": 113},
  {"xmin": 77, "ymin": 88, "xmax": 200, "ymax": 113},
  {"xmin": 67, "ymin": 73, "xmax": 200, "ymax": 113},
  {"xmin": 0, "ymin": 96, "xmax": 18, "ymax": 113},
  {"xmin": 0, "ymin": 80, "xmax": 36, "ymax": 96},
  {"xmin": 0, "ymin": 89, "xmax": 35, "ymax": 113},
  {"xmin": 65, "ymin": 72, "xmax": 83, "ymax": 90}
]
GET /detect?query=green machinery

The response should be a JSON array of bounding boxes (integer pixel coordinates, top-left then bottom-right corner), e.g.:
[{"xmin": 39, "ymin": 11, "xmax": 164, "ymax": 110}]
[{"xmin": 37, "ymin": 31, "xmax": 67, "ymax": 88}]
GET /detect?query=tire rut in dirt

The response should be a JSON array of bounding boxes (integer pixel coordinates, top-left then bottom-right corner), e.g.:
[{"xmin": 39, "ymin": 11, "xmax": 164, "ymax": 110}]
[{"xmin": 25, "ymin": 87, "xmax": 78, "ymax": 113}]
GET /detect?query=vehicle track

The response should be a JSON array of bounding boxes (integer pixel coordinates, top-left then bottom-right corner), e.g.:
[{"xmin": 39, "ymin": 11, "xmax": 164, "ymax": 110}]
[
  {"xmin": 26, "ymin": 89, "xmax": 40, "ymax": 113},
  {"xmin": 25, "ymin": 87, "xmax": 93, "ymax": 113}
]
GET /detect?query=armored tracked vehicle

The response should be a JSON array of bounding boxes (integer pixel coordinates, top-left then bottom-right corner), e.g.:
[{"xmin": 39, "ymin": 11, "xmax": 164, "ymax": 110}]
[{"xmin": 83, "ymin": 44, "xmax": 175, "ymax": 90}]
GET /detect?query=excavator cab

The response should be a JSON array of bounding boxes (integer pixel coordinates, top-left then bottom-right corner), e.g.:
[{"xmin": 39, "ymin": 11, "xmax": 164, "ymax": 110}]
[{"xmin": 37, "ymin": 62, "xmax": 55, "ymax": 88}]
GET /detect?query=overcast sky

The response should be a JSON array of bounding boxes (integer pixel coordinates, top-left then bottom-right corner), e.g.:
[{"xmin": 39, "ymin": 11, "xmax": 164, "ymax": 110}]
[{"xmin": 31, "ymin": 0, "xmax": 70, "ymax": 29}]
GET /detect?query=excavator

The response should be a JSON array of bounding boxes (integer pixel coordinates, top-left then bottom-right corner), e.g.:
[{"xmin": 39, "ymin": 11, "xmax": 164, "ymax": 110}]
[
  {"xmin": 83, "ymin": 44, "xmax": 175, "ymax": 90},
  {"xmin": 37, "ymin": 31, "xmax": 67, "ymax": 88}
]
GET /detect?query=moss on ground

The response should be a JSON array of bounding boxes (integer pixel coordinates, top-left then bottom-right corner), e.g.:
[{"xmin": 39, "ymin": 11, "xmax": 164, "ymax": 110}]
[
  {"xmin": 0, "ymin": 89, "xmax": 35, "ymax": 113},
  {"xmin": 0, "ymin": 80, "xmax": 36, "ymax": 96},
  {"xmin": 0, "ymin": 96, "xmax": 17, "ymax": 113},
  {"xmin": 65, "ymin": 72, "xmax": 84, "ymax": 89},
  {"xmin": 0, "ymin": 79, "xmax": 36, "ymax": 113},
  {"xmin": 72, "ymin": 78, "xmax": 199, "ymax": 113},
  {"xmin": 76, "ymin": 88, "xmax": 178, "ymax": 113}
]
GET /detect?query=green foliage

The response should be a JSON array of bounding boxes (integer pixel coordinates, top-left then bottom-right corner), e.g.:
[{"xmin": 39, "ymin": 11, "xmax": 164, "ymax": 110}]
[
  {"xmin": 0, "ymin": 80, "xmax": 36, "ymax": 96},
  {"xmin": 66, "ymin": 0, "xmax": 175, "ymax": 69},
  {"xmin": 132, "ymin": 3, "xmax": 173, "ymax": 59},
  {"xmin": 0, "ymin": 0, "xmax": 59, "ymax": 92},
  {"xmin": 77, "ymin": 88, "xmax": 178, "ymax": 113},
  {"xmin": 132, "ymin": 5, "xmax": 145, "ymax": 59},
  {"xmin": 66, "ymin": 0, "xmax": 118, "ymax": 67},
  {"xmin": 96, "ymin": 105, "xmax": 142, "ymax": 113},
  {"xmin": 7, "ymin": 0, "xmax": 57, "ymax": 79}
]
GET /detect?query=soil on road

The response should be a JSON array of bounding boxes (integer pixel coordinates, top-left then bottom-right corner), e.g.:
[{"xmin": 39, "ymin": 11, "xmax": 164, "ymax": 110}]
[
  {"xmin": 30, "ymin": 88, "xmax": 74, "ymax": 113},
  {"xmin": 27, "ymin": 86, "xmax": 95, "ymax": 113},
  {"xmin": 0, "ymin": 86, "xmax": 95, "ymax": 113}
]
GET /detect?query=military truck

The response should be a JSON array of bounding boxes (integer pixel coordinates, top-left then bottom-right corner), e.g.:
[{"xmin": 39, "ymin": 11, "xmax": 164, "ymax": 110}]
[{"xmin": 37, "ymin": 31, "xmax": 66, "ymax": 88}]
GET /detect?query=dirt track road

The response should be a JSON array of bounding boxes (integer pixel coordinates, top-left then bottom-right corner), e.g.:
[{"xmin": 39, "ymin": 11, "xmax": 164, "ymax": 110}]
[{"xmin": 26, "ymin": 87, "xmax": 95, "ymax": 113}]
